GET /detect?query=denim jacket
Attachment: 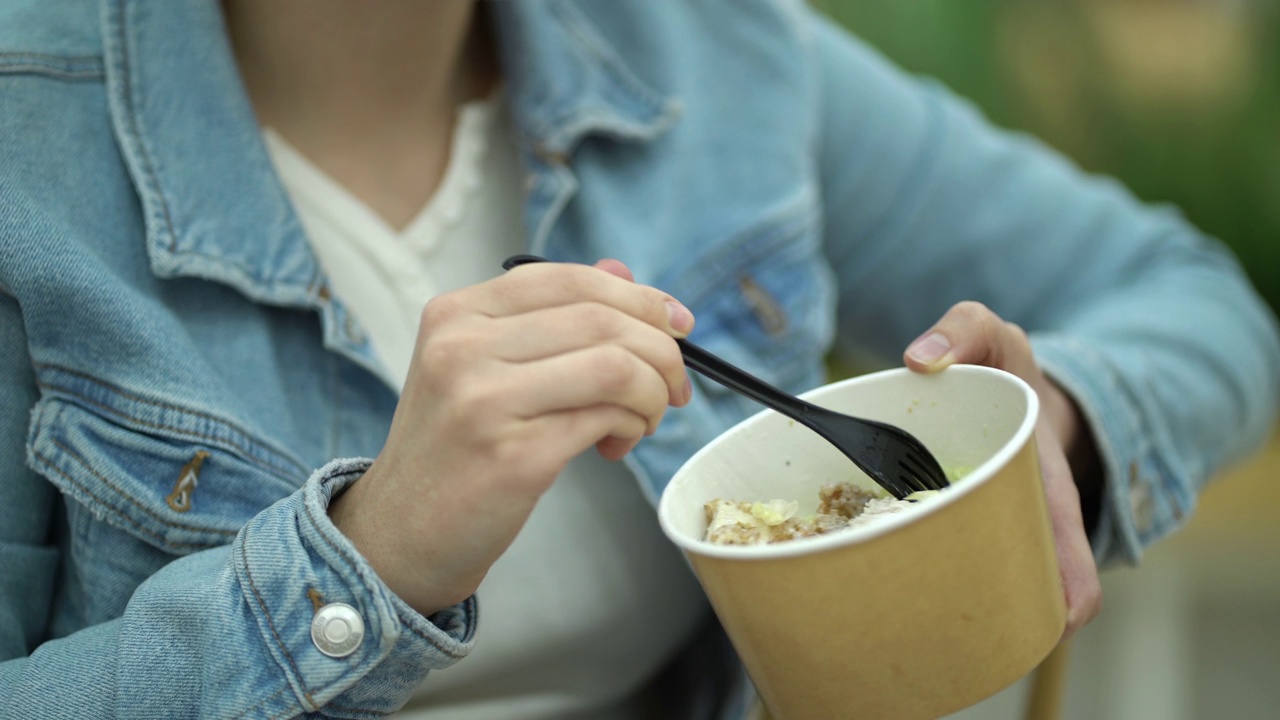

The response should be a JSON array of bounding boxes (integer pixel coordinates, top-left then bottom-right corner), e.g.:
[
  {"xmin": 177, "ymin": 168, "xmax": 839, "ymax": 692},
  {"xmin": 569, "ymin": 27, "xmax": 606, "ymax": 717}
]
[{"xmin": 2, "ymin": 0, "xmax": 1277, "ymax": 717}]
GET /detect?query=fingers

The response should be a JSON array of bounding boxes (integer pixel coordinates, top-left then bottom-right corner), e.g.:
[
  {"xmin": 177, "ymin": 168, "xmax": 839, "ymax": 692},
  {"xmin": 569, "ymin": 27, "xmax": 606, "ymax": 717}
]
[
  {"xmin": 466, "ymin": 261, "xmax": 695, "ymax": 338},
  {"xmin": 486, "ymin": 302, "xmax": 690, "ymax": 407},
  {"xmin": 587, "ymin": 259, "xmax": 693, "ymax": 409},
  {"xmin": 527, "ymin": 404, "xmax": 650, "ymax": 467},
  {"xmin": 596, "ymin": 435, "xmax": 641, "ymax": 461},
  {"xmin": 904, "ymin": 300, "xmax": 1103, "ymax": 637},
  {"xmin": 496, "ymin": 399, "xmax": 650, "ymax": 468},
  {"xmin": 1038, "ymin": 425, "xmax": 1103, "ymax": 638},
  {"xmin": 417, "ymin": 256, "xmax": 692, "ymax": 408},
  {"xmin": 593, "ymin": 258, "xmax": 635, "ymax": 282},
  {"xmin": 503, "ymin": 345, "xmax": 675, "ymax": 434},
  {"xmin": 903, "ymin": 301, "xmax": 1038, "ymax": 379}
]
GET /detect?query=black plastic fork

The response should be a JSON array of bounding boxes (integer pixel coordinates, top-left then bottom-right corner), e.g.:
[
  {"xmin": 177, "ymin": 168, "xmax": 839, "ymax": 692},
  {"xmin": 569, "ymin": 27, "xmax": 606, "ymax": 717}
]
[{"xmin": 501, "ymin": 254, "xmax": 950, "ymax": 500}]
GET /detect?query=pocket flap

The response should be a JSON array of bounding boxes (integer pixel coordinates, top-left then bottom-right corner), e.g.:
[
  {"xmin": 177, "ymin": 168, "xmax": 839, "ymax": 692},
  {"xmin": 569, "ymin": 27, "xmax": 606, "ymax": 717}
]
[{"xmin": 27, "ymin": 388, "xmax": 307, "ymax": 554}]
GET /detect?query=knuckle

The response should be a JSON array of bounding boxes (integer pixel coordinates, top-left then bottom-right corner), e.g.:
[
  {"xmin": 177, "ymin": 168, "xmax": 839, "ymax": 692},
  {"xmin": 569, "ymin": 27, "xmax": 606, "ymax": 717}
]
[
  {"xmin": 1003, "ymin": 321, "xmax": 1032, "ymax": 350},
  {"xmin": 417, "ymin": 334, "xmax": 496, "ymax": 407},
  {"xmin": 950, "ymin": 300, "xmax": 991, "ymax": 322},
  {"xmin": 952, "ymin": 301, "xmax": 1005, "ymax": 339},
  {"xmin": 590, "ymin": 345, "xmax": 636, "ymax": 395},
  {"xmin": 557, "ymin": 265, "xmax": 599, "ymax": 298},
  {"xmin": 446, "ymin": 387, "xmax": 510, "ymax": 449},
  {"xmin": 491, "ymin": 435, "xmax": 530, "ymax": 474},
  {"xmin": 595, "ymin": 405, "xmax": 643, "ymax": 439},
  {"xmin": 579, "ymin": 302, "xmax": 622, "ymax": 338},
  {"xmin": 621, "ymin": 410, "xmax": 649, "ymax": 439},
  {"xmin": 419, "ymin": 329, "xmax": 471, "ymax": 374},
  {"xmin": 460, "ymin": 381, "xmax": 507, "ymax": 420},
  {"xmin": 420, "ymin": 294, "xmax": 462, "ymax": 333}
]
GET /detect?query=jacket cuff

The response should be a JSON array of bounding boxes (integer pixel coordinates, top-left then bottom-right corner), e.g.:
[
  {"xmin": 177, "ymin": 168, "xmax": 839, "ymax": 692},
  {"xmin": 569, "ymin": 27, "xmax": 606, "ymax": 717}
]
[
  {"xmin": 1031, "ymin": 333, "xmax": 1197, "ymax": 568},
  {"xmin": 234, "ymin": 457, "xmax": 476, "ymax": 716}
]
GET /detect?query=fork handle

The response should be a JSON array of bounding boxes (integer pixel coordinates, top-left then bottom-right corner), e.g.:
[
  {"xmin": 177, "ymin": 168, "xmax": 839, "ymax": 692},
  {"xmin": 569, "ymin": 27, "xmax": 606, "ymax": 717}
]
[{"xmin": 677, "ymin": 339, "xmax": 822, "ymax": 422}]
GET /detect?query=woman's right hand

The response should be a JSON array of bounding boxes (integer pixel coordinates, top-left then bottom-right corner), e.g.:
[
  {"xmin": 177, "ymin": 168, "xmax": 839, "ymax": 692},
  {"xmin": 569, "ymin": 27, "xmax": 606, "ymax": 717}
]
[{"xmin": 328, "ymin": 260, "xmax": 694, "ymax": 616}]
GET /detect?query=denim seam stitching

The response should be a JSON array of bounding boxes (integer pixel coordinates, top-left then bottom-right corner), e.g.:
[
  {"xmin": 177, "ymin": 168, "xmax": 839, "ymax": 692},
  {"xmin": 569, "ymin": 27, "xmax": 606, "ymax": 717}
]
[
  {"xmin": 320, "ymin": 703, "xmax": 390, "ymax": 718},
  {"xmin": 46, "ymin": 438, "xmax": 237, "ymax": 537},
  {"xmin": 0, "ymin": 52, "xmax": 103, "ymax": 77},
  {"xmin": 551, "ymin": 3, "xmax": 670, "ymax": 112},
  {"xmin": 300, "ymin": 486, "xmax": 466, "ymax": 657},
  {"xmin": 0, "ymin": 52, "xmax": 98, "ymax": 62},
  {"xmin": 31, "ymin": 446, "xmax": 222, "ymax": 550},
  {"xmin": 228, "ymin": 685, "xmax": 290, "ymax": 720},
  {"xmin": 37, "ymin": 359, "xmax": 308, "ymax": 470},
  {"xmin": 111, "ymin": 0, "xmax": 180, "ymax": 252},
  {"xmin": 240, "ymin": 527, "xmax": 317, "ymax": 708},
  {"xmin": 38, "ymin": 381, "xmax": 302, "ymax": 485},
  {"xmin": 35, "ymin": 361, "xmax": 309, "ymax": 477},
  {"xmin": 0, "ymin": 65, "xmax": 103, "ymax": 80}
]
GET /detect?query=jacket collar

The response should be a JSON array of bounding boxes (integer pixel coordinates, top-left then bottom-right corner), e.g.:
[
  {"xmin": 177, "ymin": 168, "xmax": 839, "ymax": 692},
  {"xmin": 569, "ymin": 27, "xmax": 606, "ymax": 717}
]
[
  {"xmin": 102, "ymin": 0, "xmax": 321, "ymax": 306},
  {"xmin": 102, "ymin": 0, "xmax": 680, "ymax": 305},
  {"xmin": 490, "ymin": 1, "xmax": 682, "ymax": 158}
]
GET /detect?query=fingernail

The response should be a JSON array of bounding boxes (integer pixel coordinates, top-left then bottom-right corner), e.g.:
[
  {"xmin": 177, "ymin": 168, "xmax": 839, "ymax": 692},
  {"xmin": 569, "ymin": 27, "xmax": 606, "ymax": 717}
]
[
  {"xmin": 907, "ymin": 332, "xmax": 951, "ymax": 365},
  {"xmin": 683, "ymin": 374, "xmax": 693, "ymax": 402},
  {"xmin": 666, "ymin": 301, "xmax": 694, "ymax": 335}
]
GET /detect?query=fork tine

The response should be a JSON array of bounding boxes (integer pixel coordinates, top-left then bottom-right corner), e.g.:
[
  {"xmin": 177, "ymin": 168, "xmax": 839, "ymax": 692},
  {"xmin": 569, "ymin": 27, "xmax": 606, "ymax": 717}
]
[
  {"xmin": 909, "ymin": 449, "xmax": 949, "ymax": 490},
  {"xmin": 861, "ymin": 461, "xmax": 912, "ymax": 500},
  {"xmin": 897, "ymin": 459, "xmax": 931, "ymax": 493},
  {"xmin": 899, "ymin": 451, "xmax": 947, "ymax": 492},
  {"xmin": 852, "ymin": 433, "xmax": 941, "ymax": 498},
  {"xmin": 883, "ymin": 476, "xmax": 914, "ymax": 500},
  {"xmin": 914, "ymin": 459, "xmax": 946, "ymax": 491},
  {"xmin": 889, "ymin": 432, "xmax": 940, "ymax": 481},
  {"xmin": 889, "ymin": 450, "xmax": 924, "ymax": 489},
  {"xmin": 886, "ymin": 471, "xmax": 916, "ymax": 499}
]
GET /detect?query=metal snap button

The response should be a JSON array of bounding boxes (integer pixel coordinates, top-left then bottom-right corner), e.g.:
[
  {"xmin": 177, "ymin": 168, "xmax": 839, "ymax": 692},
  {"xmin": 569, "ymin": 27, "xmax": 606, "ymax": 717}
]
[{"xmin": 311, "ymin": 602, "xmax": 364, "ymax": 658}]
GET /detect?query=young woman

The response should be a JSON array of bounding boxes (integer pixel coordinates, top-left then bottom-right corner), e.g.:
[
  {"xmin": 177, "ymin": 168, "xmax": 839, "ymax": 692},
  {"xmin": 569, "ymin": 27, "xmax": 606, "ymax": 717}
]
[{"xmin": 1, "ymin": 1, "xmax": 1276, "ymax": 717}]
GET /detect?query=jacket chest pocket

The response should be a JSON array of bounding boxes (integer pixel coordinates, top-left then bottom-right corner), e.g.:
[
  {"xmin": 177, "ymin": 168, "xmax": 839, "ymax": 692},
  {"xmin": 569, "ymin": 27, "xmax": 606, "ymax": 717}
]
[
  {"xmin": 26, "ymin": 371, "xmax": 310, "ymax": 598},
  {"xmin": 629, "ymin": 195, "xmax": 838, "ymax": 484},
  {"xmin": 664, "ymin": 198, "xmax": 836, "ymax": 416}
]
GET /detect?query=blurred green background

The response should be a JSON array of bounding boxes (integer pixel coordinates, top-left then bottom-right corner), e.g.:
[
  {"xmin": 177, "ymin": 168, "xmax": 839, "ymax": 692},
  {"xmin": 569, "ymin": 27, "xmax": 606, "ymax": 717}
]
[
  {"xmin": 820, "ymin": 0, "xmax": 1280, "ymax": 314},
  {"xmin": 816, "ymin": 5, "xmax": 1280, "ymax": 718}
]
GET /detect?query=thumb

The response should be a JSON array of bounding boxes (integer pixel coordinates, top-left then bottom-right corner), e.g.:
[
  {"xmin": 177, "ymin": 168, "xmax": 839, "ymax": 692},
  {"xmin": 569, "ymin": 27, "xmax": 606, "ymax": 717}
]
[{"xmin": 904, "ymin": 301, "xmax": 1038, "ymax": 379}]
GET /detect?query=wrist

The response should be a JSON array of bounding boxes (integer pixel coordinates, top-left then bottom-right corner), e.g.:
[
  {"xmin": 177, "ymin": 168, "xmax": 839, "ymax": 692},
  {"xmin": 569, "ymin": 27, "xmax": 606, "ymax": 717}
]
[{"xmin": 328, "ymin": 466, "xmax": 476, "ymax": 617}]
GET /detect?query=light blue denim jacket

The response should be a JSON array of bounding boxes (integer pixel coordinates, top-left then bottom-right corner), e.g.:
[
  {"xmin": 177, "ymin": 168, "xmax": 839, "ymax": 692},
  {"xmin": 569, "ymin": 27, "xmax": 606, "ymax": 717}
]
[{"xmin": 2, "ymin": 0, "xmax": 1277, "ymax": 717}]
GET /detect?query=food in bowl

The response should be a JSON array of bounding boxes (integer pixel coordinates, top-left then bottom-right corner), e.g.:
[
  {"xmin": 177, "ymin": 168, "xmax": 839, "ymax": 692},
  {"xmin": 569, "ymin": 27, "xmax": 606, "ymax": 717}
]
[
  {"xmin": 703, "ymin": 482, "xmax": 942, "ymax": 546},
  {"xmin": 702, "ymin": 464, "xmax": 973, "ymax": 546}
]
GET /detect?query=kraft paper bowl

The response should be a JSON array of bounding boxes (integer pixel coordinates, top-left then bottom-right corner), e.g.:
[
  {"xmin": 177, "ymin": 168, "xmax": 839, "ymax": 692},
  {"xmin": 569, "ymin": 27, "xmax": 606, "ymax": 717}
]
[{"xmin": 658, "ymin": 365, "xmax": 1065, "ymax": 720}]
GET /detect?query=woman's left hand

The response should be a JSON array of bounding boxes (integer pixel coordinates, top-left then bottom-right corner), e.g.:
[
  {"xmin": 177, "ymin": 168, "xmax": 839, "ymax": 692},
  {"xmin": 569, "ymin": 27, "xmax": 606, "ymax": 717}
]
[{"xmin": 903, "ymin": 301, "xmax": 1102, "ymax": 639}]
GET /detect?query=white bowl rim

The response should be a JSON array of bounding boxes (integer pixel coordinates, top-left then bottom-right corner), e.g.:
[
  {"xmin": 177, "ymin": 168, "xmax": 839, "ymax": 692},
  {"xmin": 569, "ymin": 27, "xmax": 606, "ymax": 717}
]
[{"xmin": 657, "ymin": 365, "xmax": 1041, "ymax": 560}]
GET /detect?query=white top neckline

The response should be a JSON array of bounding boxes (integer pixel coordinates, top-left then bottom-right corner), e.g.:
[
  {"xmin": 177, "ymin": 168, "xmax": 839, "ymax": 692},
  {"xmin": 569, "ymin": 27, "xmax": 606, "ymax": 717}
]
[{"xmin": 263, "ymin": 90, "xmax": 499, "ymax": 249}]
